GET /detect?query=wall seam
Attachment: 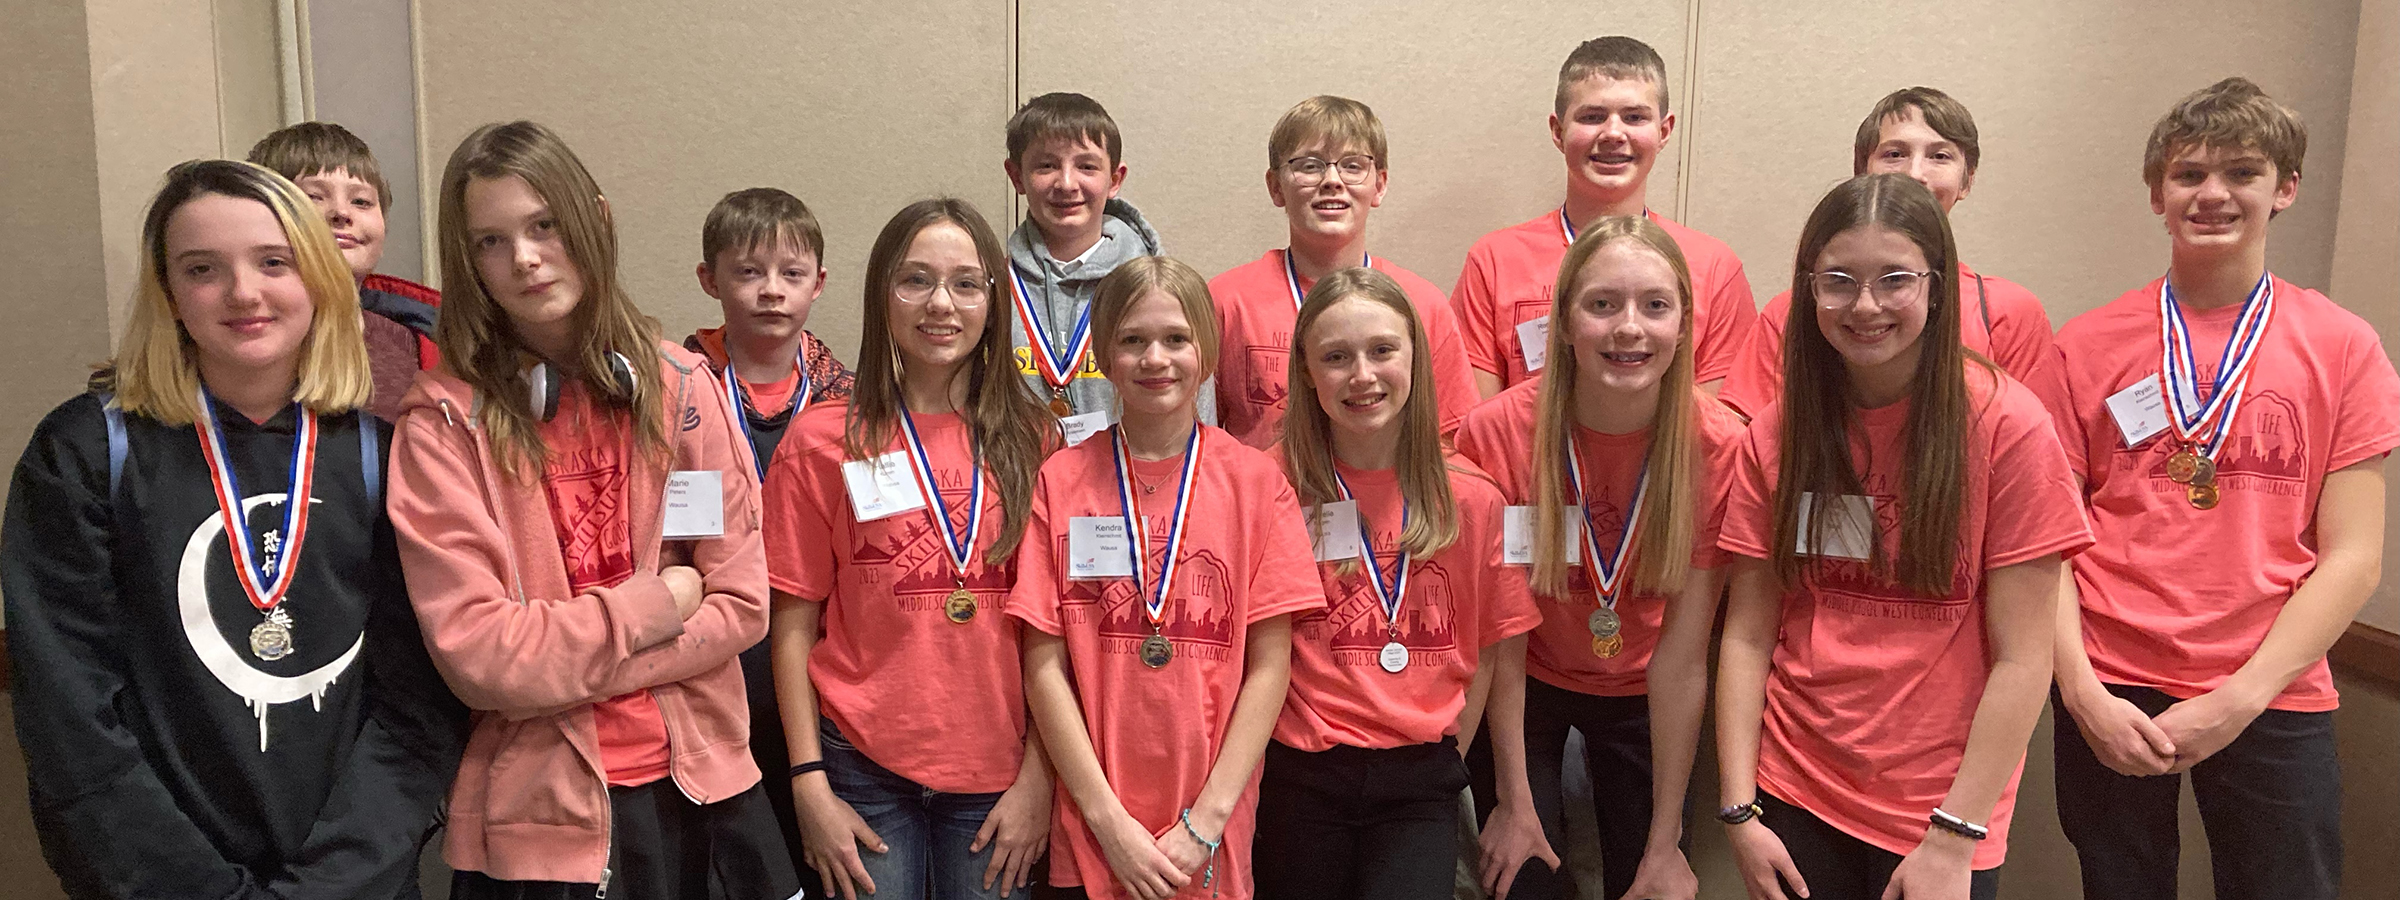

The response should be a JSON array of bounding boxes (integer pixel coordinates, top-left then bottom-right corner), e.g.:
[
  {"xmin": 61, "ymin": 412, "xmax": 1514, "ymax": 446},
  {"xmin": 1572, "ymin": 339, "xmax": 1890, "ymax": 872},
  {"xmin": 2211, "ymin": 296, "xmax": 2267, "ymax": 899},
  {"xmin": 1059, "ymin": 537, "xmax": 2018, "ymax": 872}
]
[
  {"xmin": 1677, "ymin": 0, "xmax": 1701, "ymax": 223},
  {"xmin": 1007, "ymin": 0, "xmax": 1022, "ymax": 226},
  {"xmin": 409, "ymin": 0, "xmax": 436, "ymax": 288}
]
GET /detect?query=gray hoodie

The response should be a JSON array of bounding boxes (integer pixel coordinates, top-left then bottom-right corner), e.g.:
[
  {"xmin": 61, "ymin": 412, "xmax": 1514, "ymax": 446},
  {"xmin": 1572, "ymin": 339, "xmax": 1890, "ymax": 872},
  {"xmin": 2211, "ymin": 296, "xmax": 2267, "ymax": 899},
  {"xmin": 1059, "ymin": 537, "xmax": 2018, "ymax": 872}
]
[{"xmin": 1005, "ymin": 197, "xmax": 1216, "ymax": 425}]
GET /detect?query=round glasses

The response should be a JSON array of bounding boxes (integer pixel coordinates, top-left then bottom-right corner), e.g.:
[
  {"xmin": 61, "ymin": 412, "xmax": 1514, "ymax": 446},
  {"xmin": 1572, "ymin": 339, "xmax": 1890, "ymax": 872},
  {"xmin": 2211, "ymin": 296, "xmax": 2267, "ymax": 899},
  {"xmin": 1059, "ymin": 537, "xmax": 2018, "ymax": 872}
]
[
  {"xmin": 894, "ymin": 268, "xmax": 992, "ymax": 308},
  {"xmin": 1811, "ymin": 270, "xmax": 1934, "ymax": 310},
  {"xmin": 1279, "ymin": 155, "xmax": 1378, "ymax": 187}
]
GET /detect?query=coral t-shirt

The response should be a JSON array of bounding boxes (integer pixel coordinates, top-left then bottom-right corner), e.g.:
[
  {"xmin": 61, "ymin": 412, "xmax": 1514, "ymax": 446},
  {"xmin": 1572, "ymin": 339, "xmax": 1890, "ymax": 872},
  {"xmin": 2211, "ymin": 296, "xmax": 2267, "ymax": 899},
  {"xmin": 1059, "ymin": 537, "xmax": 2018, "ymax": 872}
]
[
  {"xmin": 537, "ymin": 385, "xmax": 671, "ymax": 788},
  {"xmin": 1717, "ymin": 372, "xmax": 2092, "ymax": 869},
  {"xmin": 1007, "ymin": 426, "xmax": 1325, "ymax": 899},
  {"xmin": 742, "ymin": 365, "xmax": 801, "ymax": 418},
  {"xmin": 1454, "ymin": 380, "xmax": 1746, "ymax": 696},
  {"xmin": 1274, "ymin": 460, "xmax": 1542, "ymax": 752},
  {"xmin": 2031, "ymin": 276, "xmax": 2400, "ymax": 712},
  {"xmin": 1721, "ymin": 263, "xmax": 2055, "ymax": 420},
  {"xmin": 762, "ymin": 403, "xmax": 1028, "ymax": 793},
  {"xmin": 1210, "ymin": 250, "xmax": 1480, "ymax": 447},
  {"xmin": 1450, "ymin": 208, "xmax": 1755, "ymax": 389}
]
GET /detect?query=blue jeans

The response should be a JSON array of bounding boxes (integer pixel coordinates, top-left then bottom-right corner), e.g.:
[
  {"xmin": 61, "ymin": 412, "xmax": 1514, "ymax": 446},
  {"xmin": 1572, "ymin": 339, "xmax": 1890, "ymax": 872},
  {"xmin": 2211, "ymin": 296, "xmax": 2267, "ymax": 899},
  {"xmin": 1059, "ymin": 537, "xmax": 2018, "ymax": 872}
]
[{"xmin": 819, "ymin": 717, "xmax": 1027, "ymax": 900}]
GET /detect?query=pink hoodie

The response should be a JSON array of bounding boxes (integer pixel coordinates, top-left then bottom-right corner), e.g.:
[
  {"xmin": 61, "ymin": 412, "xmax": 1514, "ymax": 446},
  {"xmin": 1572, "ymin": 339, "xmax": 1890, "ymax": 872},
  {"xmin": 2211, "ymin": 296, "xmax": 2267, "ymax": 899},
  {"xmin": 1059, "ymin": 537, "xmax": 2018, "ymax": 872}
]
[{"xmin": 387, "ymin": 341, "xmax": 768, "ymax": 884}]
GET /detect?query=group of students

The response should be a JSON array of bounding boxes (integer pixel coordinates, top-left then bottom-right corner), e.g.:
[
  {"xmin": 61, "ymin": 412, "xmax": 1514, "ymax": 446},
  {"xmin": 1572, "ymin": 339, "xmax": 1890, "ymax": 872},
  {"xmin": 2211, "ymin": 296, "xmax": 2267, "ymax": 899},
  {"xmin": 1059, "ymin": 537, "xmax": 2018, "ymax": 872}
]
[{"xmin": 3, "ymin": 31, "xmax": 2392, "ymax": 900}]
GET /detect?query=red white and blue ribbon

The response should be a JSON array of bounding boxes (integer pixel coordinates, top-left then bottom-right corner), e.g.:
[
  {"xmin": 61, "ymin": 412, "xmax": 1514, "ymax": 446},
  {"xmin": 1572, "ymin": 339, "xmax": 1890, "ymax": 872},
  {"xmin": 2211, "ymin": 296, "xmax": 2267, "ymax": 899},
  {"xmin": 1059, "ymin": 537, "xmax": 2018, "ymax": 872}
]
[
  {"xmin": 1566, "ymin": 439, "xmax": 1646, "ymax": 609},
  {"xmin": 1558, "ymin": 208, "xmax": 1579, "ymax": 246},
  {"xmin": 1282, "ymin": 249, "xmax": 1374, "ymax": 311},
  {"xmin": 1332, "ymin": 470, "xmax": 1409, "ymax": 629},
  {"xmin": 722, "ymin": 347, "xmax": 811, "ymax": 479},
  {"xmin": 895, "ymin": 404, "xmax": 986, "ymax": 581},
  {"xmin": 2158, "ymin": 273, "xmax": 2274, "ymax": 459},
  {"xmin": 1011, "ymin": 266, "xmax": 1094, "ymax": 395},
  {"xmin": 194, "ymin": 387, "xmax": 318, "ymax": 616},
  {"xmin": 1113, "ymin": 427, "xmax": 1202, "ymax": 630}
]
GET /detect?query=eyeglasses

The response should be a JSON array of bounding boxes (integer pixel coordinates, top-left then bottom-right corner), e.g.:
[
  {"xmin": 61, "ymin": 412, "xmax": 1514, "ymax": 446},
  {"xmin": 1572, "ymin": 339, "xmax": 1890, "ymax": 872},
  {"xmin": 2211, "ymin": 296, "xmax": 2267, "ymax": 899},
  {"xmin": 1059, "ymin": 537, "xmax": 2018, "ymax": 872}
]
[
  {"xmin": 894, "ymin": 268, "xmax": 992, "ymax": 307},
  {"xmin": 1280, "ymin": 155, "xmax": 1378, "ymax": 187},
  {"xmin": 1811, "ymin": 270, "xmax": 1935, "ymax": 310}
]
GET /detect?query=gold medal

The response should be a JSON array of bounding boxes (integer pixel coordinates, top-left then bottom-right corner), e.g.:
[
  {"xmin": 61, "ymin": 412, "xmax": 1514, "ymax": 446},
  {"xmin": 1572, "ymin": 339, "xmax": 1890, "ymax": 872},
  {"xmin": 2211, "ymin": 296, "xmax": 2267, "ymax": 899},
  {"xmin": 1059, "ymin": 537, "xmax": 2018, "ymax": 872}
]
[
  {"xmin": 2165, "ymin": 449, "xmax": 2200, "ymax": 484},
  {"xmin": 1140, "ymin": 633, "xmax": 1174, "ymax": 669},
  {"xmin": 1591, "ymin": 634, "xmax": 1624, "ymax": 659},
  {"xmin": 944, "ymin": 589, "xmax": 977, "ymax": 624},
  {"xmin": 249, "ymin": 610, "xmax": 295, "ymax": 661},
  {"xmin": 2187, "ymin": 482, "xmax": 2220, "ymax": 510},
  {"xmin": 1587, "ymin": 607, "xmax": 1621, "ymax": 640}
]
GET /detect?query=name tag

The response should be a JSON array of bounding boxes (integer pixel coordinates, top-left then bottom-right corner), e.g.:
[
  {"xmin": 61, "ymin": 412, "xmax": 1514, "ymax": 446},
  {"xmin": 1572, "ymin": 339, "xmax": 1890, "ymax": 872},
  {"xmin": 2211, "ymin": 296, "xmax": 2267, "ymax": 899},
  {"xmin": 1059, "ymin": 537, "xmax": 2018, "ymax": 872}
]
[
  {"xmin": 661, "ymin": 470, "xmax": 725, "ymax": 539},
  {"xmin": 1795, "ymin": 493, "xmax": 1875, "ymax": 560},
  {"xmin": 2105, "ymin": 373, "xmax": 2170, "ymax": 448},
  {"xmin": 1516, "ymin": 318, "xmax": 1550, "ymax": 372},
  {"xmin": 1068, "ymin": 516, "xmax": 1135, "ymax": 578},
  {"xmin": 1058, "ymin": 410, "xmax": 1112, "ymax": 448},
  {"xmin": 1308, "ymin": 500, "xmax": 1363, "ymax": 561},
  {"xmin": 1501, "ymin": 505, "xmax": 1580, "ymax": 566},
  {"xmin": 841, "ymin": 451, "xmax": 926, "ymax": 522}
]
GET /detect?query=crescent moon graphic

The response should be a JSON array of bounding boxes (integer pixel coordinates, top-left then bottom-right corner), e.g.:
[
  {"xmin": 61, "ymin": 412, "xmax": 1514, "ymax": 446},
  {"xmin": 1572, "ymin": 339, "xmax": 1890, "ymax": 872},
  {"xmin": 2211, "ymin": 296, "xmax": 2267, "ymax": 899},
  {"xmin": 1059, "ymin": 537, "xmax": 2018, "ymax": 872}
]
[{"xmin": 178, "ymin": 492, "xmax": 363, "ymax": 752}]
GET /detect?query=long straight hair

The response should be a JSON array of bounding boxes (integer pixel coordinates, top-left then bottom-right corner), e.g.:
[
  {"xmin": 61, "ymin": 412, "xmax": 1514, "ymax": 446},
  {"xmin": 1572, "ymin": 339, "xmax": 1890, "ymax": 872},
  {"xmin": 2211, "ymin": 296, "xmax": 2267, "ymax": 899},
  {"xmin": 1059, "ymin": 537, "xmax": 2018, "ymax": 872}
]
[
  {"xmin": 1771, "ymin": 173, "xmax": 1980, "ymax": 595},
  {"xmin": 106, "ymin": 160, "xmax": 373, "ymax": 424},
  {"xmin": 1529, "ymin": 216, "xmax": 1701, "ymax": 599},
  {"xmin": 843, "ymin": 198, "xmax": 1051, "ymax": 561},
  {"xmin": 433, "ymin": 121, "xmax": 666, "ymax": 479},
  {"xmin": 1280, "ymin": 267, "xmax": 1459, "ymax": 562}
]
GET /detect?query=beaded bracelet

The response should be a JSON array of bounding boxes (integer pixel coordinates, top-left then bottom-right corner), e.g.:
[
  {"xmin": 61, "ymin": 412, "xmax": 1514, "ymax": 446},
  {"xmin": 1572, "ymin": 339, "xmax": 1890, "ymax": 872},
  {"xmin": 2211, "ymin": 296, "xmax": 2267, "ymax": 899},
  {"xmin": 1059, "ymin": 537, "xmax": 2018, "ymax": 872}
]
[{"xmin": 1180, "ymin": 808, "xmax": 1222, "ymax": 897}]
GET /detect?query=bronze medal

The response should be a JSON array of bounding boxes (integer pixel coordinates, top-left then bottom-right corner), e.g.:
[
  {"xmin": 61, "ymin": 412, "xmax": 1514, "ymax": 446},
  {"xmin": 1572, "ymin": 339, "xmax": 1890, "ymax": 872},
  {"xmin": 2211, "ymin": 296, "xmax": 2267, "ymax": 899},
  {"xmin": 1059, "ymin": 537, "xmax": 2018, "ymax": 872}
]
[
  {"xmin": 1139, "ymin": 633, "xmax": 1174, "ymax": 669},
  {"xmin": 2187, "ymin": 482, "xmax": 2220, "ymax": 510},
  {"xmin": 1587, "ymin": 607, "xmax": 1621, "ymax": 640},
  {"xmin": 2164, "ymin": 449, "xmax": 2200, "ymax": 484},
  {"xmin": 1591, "ymin": 633, "xmax": 1625, "ymax": 659},
  {"xmin": 249, "ymin": 610, "xmax": 295, "ymax": 661},
  {"xmin": 1050, "ymin": 393, "xmax": 1075, "ymax": 418},
  {"xmin": 944, "ymin": 589, "xmax": 977, "ymax": 624}
]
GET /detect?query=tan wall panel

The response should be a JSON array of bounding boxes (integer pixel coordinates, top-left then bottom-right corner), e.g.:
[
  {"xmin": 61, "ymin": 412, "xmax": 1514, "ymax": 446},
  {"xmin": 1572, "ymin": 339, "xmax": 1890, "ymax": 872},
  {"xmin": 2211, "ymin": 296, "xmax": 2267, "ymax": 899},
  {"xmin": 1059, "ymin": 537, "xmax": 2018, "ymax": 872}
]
[
  {"xmin": 1018, "ymin": 0, "xmax": 1691, "ymax": 292},
  {"xmin": 211, "ymin": 0, "xmax": 286, "ymax": 156},
  {"xmin": 1689, "ymin": 0, "xmax": 2356, "ymax": 320},
  {"xmin": 2333, "ymin": 0, "xmax": 2398, "ymax": 634},
  {"xmin": 414, "ymin": 0, "xmax": 1014, "ymax": 361},
  {"xmin": 87, "ymin": 0, "xmax": 230, "ymax": 336}
]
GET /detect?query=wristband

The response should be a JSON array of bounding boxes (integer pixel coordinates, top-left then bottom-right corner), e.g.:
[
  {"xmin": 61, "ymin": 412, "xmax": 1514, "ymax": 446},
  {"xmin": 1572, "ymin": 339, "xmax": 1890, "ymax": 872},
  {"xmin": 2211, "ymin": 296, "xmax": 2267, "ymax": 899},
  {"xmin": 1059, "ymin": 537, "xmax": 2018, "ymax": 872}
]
[
  {"xmin": 1180, "ymin": 808, "xmax": 1223, "ymax": 897},
  {"xmin": 1929, "ymin": 808, "xmax": 1989, "ymax": 841},
  {"xmin": 787, "ymin": 760, "xmax": 827, "ymax": 780},
  {"xmin": 1716, "ymin": 799, "xmax": 1764, "ymax": 825}
]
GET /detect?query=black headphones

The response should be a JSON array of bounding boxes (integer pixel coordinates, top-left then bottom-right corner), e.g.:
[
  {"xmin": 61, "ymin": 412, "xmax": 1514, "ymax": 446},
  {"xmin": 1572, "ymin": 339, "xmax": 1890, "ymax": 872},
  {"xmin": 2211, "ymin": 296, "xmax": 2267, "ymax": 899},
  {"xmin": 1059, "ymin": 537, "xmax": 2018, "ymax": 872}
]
[{"xmin": 528, "ymin": 351, "xmax": 639, "ymax": 421}]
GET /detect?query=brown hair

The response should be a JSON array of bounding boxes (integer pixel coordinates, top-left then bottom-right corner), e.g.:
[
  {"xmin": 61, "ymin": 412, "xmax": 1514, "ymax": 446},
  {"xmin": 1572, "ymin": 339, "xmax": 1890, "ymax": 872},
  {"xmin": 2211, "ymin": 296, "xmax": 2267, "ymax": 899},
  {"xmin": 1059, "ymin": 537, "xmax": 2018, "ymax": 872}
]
[
  {"xmin": 1772, "ymin": 174, "xmax": 1986, "ymax": 595},
  {"xmin": 1280, "ymin": 268, "xmax": 1459, "ymax": 563},
  {"xmin": 1007, "ymin": 92, "xmax": 1124, "ymax": 168},
  {"xmin": 1852, "ymin": 87, "xmax": 1981, "ymax": 175},
  {"xmin": 701, "ymin": 187, "xmax": 825, "ymax": 267},
  {"xmin": 1268, "ymin": 95, "xmax": 1390, "ymax": 170},
  {"xmin": 1555, "ymin": 36, "xmax": 1671, "ymax": 117},
  {"xmin": 246, "ymin": 121, "xmax": 391, "ymax": 208},
  {"xmin": 1529, "ymin": 216, "xmax": 1700, "ymax": 598},
  {"xmin": 2142, "ymin": 76, "xmax": 2306, "ymax": 190},
  {"xmin": 843, "ymin": 198, "xmax": 1051, "ymax": 560},
  {"xmin": 106, "ymin": 160, "xmax": 372, "ymax": 423},
  {"xmin": 433, "ymin": 120, "xmax": 667, "ymax": 478},
  {"xmin": 1089, "ymin": 256, "xmax": 1222, "ymax": 381}
]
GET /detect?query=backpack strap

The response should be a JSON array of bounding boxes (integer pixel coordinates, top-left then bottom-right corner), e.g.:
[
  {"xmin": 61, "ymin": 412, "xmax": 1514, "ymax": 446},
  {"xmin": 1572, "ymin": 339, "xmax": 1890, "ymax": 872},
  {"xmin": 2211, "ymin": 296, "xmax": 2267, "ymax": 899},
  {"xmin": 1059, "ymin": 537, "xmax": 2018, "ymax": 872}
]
[
  {"xmin": 357, "ymin": 409, "xmax": 381, "ymax": 505},
  {"xmin": 101, "ymin": 394, "xmax": 127, "ymax": 501}
]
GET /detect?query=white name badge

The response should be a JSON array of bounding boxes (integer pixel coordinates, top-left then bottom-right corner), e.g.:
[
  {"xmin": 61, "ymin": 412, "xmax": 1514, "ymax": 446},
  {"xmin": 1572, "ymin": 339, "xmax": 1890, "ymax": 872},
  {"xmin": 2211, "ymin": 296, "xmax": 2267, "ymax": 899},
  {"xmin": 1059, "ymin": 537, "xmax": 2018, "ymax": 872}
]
[
  {"xmin": 841, "ymin": 450, "xmax": 927, "ymax": 522},
  {"xmin": 660, "ymin": 470, "xmax": 726, "ymax": 539},
  {"xmin": 1058, "ymin": 410, "xmax": 1113, "ymax": 448},
  {"xmin": 2105, "ymin": 373, "xmax": 2170, "ymax": 448},
  {"xmin": 1516, "ymin": 318, "xmax": 1550, "ymax": 372},
  {"xmin": 1795, "ymin": 493, "xmax": 1875, "ymax": 561},
  {"xmin": 1308, "ymin": 500, "xmax": 1364, "ymax": 562},
  {"xmin": 1067, "ymin": 516, "xmax": 1136, "ymax": 578},
  {"xmin": 1501, "ymin": 506, "xmax": 1580, "ymax": 566}
]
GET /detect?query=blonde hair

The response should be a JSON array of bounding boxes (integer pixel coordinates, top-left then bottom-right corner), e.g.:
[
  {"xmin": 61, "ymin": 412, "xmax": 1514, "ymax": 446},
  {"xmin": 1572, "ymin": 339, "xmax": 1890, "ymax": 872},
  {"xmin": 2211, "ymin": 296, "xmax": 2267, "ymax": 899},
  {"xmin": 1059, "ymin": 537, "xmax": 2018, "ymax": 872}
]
[
  {"xmin": 1267, "ymin": 95, "xmax": 1390, "ymax": 170},
  {"xmin": 2142, "ymin": 76, "xmax": 2306, "ymax": 190},
  {"xmin": 1090, "ymin": 256, "xmax": 1222, "ymax": 381},
  {"xmin": 1280, "ymin": 268, "xmax": 1459, "ymax": 564},
  {"xmin": 1529, "ymin": 216, "xmax": 1700, "ymax": 599},
  {"xmin": 105, "ymin": 159, "xmax": 371, "ymax": 424},
  {"xmin": 433, "ymin": 121, "xmax": 666, "ymax": 478}
]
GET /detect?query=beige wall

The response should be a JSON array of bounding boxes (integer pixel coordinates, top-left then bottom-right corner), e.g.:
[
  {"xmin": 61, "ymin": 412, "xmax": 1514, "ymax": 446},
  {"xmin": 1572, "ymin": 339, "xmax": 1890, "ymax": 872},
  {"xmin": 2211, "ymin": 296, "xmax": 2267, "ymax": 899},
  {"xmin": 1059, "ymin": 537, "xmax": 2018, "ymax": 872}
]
[{"xmin": 2333, "ymin": 0, "xmax": 2399, "ymax": 633}]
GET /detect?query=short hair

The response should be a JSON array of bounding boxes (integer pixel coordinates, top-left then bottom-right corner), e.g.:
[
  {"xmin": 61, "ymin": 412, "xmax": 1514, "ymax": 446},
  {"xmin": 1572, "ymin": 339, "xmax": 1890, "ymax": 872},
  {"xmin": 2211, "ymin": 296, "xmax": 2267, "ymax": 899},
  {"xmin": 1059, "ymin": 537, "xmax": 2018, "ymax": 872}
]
[
  {"xmin": 701, "ymin": 188, "xmax": 825, "ymax": 268},
  {"xmin": 1090, "ymin": 256, "xmax": 1221, "ymax": 380},
  {"xmin": 1268, "ymin": 95, "xmax": 1390, "ymax": 170},
  {"xmin": 246, "ymin": 121, "xmax": 391, "ymax": 208},
  {"xmin": 1852, "ymin": 86, "xmax": 1982, "ymax": 175},
  {"xmin": 1555, "ymin": 36, "xmax": 1671, "ymax": 118},
  {"xmin": 1007, "ymin": 92, "xmax": 1123, "ymax": 168},
  {"xmin": 2142, "ymin": 77, "xmax": 2306, "ymax": 189}
]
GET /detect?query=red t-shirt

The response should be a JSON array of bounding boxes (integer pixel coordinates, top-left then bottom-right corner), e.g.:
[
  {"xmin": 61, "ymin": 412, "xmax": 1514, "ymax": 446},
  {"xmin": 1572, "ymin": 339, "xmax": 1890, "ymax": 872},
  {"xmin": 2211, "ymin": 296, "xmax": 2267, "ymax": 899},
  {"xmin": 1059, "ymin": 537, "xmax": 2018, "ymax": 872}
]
[
  {"xmin": 761, "ymin": 403, "xmax": 1029, "ymax": 793},
  {"xmin": 537, "ymin": 385, "xmax": 671, "ymax": 787},
  {"xmin": 1721, "ymin": 263, "xmax": 2055, "ymax": 420},
  {"xmin": 1274, "ymin": 459, "xmax": 1542, "ymax": 752},
  {"xmin": 1006, "ymin": 426, "xmax": 1326, "ymax": 899},
  {"xmin": 1210, "ymin": 250, "xmax": 1480, "ymax": 448},
  {"xmin": 2032, "ymin": 276, "xmax": 2400, "ymax": 711},
  {"xmin": 1717, "ymin": 371, "xmax": 2092, "ymax": 869},
  {"xmin": 743, "ymin": 365, "xmax": 801, "ymax": 417},
  {"xmin": 1454, "ymin": 380, "xmax": 1746, "ymax": 695},
  {"xmin": 1450, "ymin": 208, "xmax": 1756, "ymax": 389}
]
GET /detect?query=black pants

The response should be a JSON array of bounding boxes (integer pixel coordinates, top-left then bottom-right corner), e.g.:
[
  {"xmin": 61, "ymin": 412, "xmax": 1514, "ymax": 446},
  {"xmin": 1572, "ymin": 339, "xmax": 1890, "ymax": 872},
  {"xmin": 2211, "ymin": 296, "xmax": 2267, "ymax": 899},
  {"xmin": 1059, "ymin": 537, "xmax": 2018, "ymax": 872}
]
[
  {"xmin": 2052, "ymin": 684, "xmax": 2341, "ymax": 900},
  {"xmin": 739, "ymin": 639, "xmax": 825, "ymax": 900},
  {"xmin": 1253, "ymin": 737, "xmax": 1468, "ymax": 900},
  {"xmin": 1760, "ymin": 793, "xmax": 1999, "ymax": 900},
  {"xmin": 449, "ymin": 779, "xmax": 800, "ymax": 900},
  {"xmin": 1467, "ymin": 680, "xmax": 1662, "ymax": 900}
]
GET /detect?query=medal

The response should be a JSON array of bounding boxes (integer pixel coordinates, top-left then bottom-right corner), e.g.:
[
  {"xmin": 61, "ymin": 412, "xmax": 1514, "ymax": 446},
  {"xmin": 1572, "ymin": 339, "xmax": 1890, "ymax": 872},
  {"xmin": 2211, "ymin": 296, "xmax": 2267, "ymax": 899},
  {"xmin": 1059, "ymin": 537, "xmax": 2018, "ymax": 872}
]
[
  {"xmin": 196, "ymin": 387, "xmax": 319, "ymax": 662},
  {"xmin": 1566, "ymin": 439, "xmax": 1646, "ymax": 660},
  {"xmin": 1282, "ymin": 249, "xmax": 1373, "ymax": 311},
  {"xmin": 723, "ymin": 346, "xmax": 813, "ymax": 480},
  {"xmin": 2158, "ymin": 274, "xmax": 2274, "ymax": 504},
  {"xmin": 1379, "ymin": 641, "xmax": 1409, "ymax": 673},
  {"xmin": 895, "ymin": 401, "xmax": 988, "ymax": 624},
  {"xmin": 1115, "ymin": 428, "xmax": 1202, "ymax": 671},
  {"xmin": 1010, "ymin": 266, "xmax": 1095, "ymax": 415},
  {"xmin": 1587, "ymin": 607, "xmax": 1621, "ymax": 640},
  {"xmin": 2187, "ymin": 482, "xmax": 2221, "ymax": 510},
  {"xmin": 1332, "ymin": 470, "xmax": 1414, "ymax": 675},
  {"xmin": 1591, "ymin": 634, "xmax": 1625, "ymax": 659},
  {"xmin": 2165, "ymin": 449, "xmax": 2200, "ymax": 484}
]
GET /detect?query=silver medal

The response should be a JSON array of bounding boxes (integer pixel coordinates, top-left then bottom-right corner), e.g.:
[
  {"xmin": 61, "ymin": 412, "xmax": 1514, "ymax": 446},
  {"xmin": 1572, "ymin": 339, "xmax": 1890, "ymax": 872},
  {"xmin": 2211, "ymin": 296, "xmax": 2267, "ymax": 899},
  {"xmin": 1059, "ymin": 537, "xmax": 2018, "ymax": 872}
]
[
  {"xmin": 249, "ymin": 608, "xmax": 295, "ymax": 661},
  {"xmin": 1587, "ymin": 607, "xmax": 1621, "ymax": 640},
  {"xmin": 1378, "ymin": 641, "xmax": 1409, "ymax": 674}
]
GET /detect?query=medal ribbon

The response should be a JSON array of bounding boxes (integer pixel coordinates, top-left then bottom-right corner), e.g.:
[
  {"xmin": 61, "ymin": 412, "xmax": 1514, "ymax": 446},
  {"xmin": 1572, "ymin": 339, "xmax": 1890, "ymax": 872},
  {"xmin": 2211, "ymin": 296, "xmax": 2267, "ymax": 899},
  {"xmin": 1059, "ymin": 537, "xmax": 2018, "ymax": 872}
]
[
  {"xmin": 1559, "ymin": 207, "xmax": 1656, "ymax": 247},
  {"xmin": 1565, "ymin": 438, "xmax": 1646, "ymax": 610},
  {"xmin": 194, "ymin": 387, "xmax": 318, "ymax": 615},
  {"xmin": 2158, "ymin": 274, "xmax": 2274, "ymax": 459},
  {"xmin": 1112, "ymin": 427, "xmax": 1202, "ymax": 630},
  {"xmin": 723, "ymin": 347, "xmax": 813, "ymax": 479},
  {"xmin": 894, "ymin": 404, "xmax": 987, "ymax": 582},
  {"xmin": 1010, "ymin": 266, "xmax": 1095, "ymax": 393},
  {"xmin": 1331, "ymin": 471, "xmax": 1409, "ymax": 631},
  {"xmin": 1281, "ymin": 249, "xmax": 1374, "ymax": 311}
]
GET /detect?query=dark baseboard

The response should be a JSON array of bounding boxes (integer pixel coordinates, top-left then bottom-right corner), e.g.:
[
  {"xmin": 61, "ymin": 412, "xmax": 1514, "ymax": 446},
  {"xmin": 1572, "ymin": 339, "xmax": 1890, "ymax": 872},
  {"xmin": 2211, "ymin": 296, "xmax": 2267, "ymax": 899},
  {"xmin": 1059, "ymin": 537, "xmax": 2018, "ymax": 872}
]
[{"xmin": 2328, "ymin": 621, "xmax": 2399, "ymax": 688}]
